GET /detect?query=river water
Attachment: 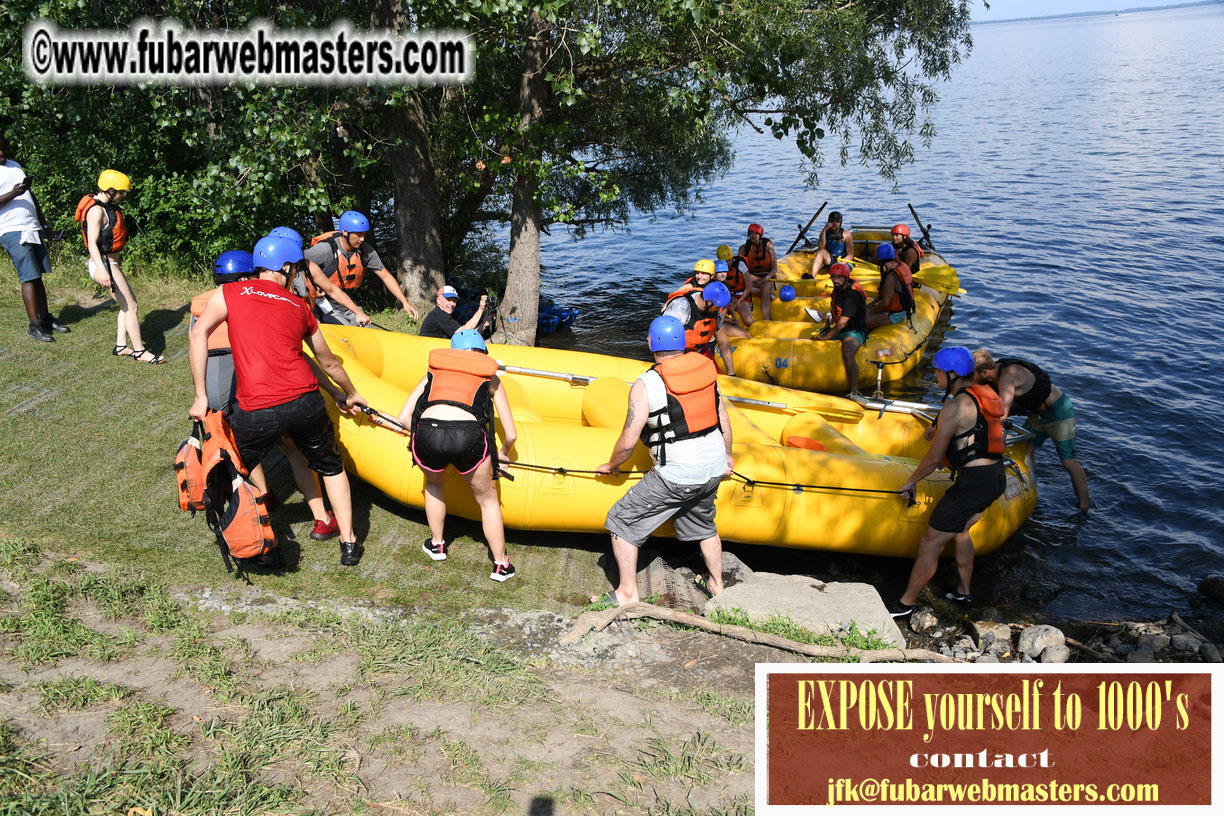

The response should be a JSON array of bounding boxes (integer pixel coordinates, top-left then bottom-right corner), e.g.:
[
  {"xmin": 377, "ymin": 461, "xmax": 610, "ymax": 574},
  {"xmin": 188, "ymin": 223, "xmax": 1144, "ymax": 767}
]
[{"xmin": 528, "ymin": 6, "xmax": 1224, "ymax": 628}]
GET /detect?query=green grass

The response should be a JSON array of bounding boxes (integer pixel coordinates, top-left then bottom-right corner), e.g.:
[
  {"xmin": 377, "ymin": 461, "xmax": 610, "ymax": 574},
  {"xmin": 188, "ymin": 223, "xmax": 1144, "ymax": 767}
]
[
  {"xmin": 709, "ymin": 605, "xmax": 892, "ymax": 657},
  {"xmin": 646, "ymin": 687, "xmax": 754, "ymax": 727},
  {"xmin": 107, "ymin": 700, "xmax": 189, "ymax": 758},
  {"xmin": 0, "ymin": 719, "xmax": 53, "ymax": 801},
  {"xmin": 629, "ymin": 730, "xmax": 749, "ymax": 788},
  {"xmin": 34, "ymin": 675, "xmax": 131, "ymax": 714},
  {"xmin": 0, "ymin": 280, "xmax": 613, "ymax": 622}
]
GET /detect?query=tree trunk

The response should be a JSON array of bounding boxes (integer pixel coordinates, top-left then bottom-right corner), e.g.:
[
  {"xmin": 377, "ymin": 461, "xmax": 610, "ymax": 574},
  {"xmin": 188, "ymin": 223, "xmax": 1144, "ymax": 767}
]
[
  {"xmin": 372, "ymin": 0, "xmax": 446, "ymax": 302},
  {"xmin": 495, "ymin": 11, "xmax": 550, "ymax": 346}
]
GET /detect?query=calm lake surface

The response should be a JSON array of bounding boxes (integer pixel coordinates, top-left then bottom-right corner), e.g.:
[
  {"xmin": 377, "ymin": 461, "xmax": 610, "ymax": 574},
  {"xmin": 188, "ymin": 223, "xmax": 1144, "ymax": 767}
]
[{"xmin": 528, "ymin": 6, "xmax": 1224, "ymax": 628}]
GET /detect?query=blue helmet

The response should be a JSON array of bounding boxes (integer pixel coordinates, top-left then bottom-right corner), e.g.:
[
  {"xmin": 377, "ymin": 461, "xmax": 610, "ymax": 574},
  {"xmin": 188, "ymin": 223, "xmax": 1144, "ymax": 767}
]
[
  {"xmin": 214, "ymin": 250, "xmax": 255, "ymax": 285},
  {"xmin": 713, "ymin": 259, "xmax": 729, "ymax": 274},
  {"xmin": 268, "ymin": 226, "xmax": 303, "ymax": 246},
  {"xmin": 933, "ymin": 346, "xmax": 974, "ymax": 377},
  {"xmin": 702, "ymin": 282, "xmax": 731, "ymax": 309},
  {"xmin": 451, "ymin": 329, "xmax": 487, "ymax": 352},
  {"xmin": 875, "ymin": 243, "xmax": 896, "ymax": 262},
  {"xmin": 779, "ymin": 284, "xmax": 797, "ymax": 302},
  {"xmin": 253, "ymin": 235, "xmax": 304, "ymax": 272},
  {"xmin": 339, "ymin": 210, "xmax": 370, "ymax": 234},
  {"xmin": 648, "ymin": 315, "xmax": 686, "ymax": 352}
]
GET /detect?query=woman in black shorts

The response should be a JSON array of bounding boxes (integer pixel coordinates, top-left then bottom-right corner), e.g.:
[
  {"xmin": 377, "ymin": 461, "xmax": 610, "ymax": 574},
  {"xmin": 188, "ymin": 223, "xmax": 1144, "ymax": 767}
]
[{"xmin": 397, "ymin": 330, "xmax": 518, "ymax": 581}]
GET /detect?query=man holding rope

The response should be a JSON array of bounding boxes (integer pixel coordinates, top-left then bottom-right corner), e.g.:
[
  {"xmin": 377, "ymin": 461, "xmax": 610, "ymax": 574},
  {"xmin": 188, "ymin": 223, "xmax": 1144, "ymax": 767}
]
[{"xmin": 591, "ymin": 315, "xmax": 734, "ymax": 606}]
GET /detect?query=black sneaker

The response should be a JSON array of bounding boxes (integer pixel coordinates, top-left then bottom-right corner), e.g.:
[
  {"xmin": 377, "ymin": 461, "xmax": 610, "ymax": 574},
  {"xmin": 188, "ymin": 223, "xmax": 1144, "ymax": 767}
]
[
  {"xmin": 945, "ymin": 590, "xmax": 973, "ymax": 605},
  {"xmin": 339, "ymin": 540, "xmax": 363, "ymax": 566},
  {"xmin": 490, "ymin": 561, "xmax": 516, "ymax": 582},
  {"xmin": 27, "ymin": 324, "xmax": 54, "ymax": 343},
  {"xmin": 422, "ymin": 538, "xmax": 447, "ymax": 561},
  {"xmin": 886, "ymin": 598, "xmax": 915, "ymax": 618},
  {"xmin": 44, "ymin": 319, "xmax": 70, "ymax": 334}
]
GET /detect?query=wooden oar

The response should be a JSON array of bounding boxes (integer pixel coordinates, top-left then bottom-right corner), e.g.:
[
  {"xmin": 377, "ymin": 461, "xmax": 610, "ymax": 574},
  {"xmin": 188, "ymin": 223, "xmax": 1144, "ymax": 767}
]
[{"xmin": 785, "ymin": 201, "xmax": 829, "ymax": 254}]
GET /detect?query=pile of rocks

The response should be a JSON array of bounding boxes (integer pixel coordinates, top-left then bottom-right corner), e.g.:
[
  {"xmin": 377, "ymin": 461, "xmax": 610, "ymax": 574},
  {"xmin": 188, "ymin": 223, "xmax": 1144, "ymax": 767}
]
[{"xmin": 903, "ymin": 606, "xmax": 1221, "ymax": 664}]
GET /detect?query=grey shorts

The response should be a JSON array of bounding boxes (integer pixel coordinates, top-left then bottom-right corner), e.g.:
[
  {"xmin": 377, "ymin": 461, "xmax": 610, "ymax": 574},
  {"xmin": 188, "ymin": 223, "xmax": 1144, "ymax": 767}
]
[{"xmin": 605, "ymin": 469, "xmax": 722, "ymax": 547}]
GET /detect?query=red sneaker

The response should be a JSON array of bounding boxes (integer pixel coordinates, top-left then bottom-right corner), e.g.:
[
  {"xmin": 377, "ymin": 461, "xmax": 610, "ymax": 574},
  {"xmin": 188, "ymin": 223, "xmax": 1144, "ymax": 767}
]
[{"xmin": 310, "ymin": 512, "xmax": 339, "ymax": 541}]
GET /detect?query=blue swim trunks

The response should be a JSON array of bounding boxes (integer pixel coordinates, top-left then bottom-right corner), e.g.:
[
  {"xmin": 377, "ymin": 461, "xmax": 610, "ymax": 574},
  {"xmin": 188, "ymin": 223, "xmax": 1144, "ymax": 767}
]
[
  {"xmin": 1022, "ymin": 392, "xmax": 1078, "ymax": 461},
  {"xmin": 889, "ymin": 311, "xmax": 906, "ymax": 325},
  {"xmin": 833, "ymin": 329, "xmax": 867, "ymax": 345}
]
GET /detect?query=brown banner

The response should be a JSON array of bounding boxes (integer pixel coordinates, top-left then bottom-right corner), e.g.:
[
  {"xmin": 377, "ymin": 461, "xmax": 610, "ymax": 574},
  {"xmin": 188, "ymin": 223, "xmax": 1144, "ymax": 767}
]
[{"xmin": 767, "ymin": 671, "xmax": 1211, "ymax": 806}]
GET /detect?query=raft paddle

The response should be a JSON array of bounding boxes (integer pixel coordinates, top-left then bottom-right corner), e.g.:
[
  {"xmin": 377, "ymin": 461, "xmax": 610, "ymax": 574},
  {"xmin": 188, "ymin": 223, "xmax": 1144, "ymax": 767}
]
[
  {"xmin": 910, "ymin": 265, "xmax": 964, "ymax": 297},
  {"xmin": 785, "ymin": 201, "xmax": 829, "ymax": 254},
  {"xmin": 907, "ymin": 202, "xmax": 937, "ymax": 251}
]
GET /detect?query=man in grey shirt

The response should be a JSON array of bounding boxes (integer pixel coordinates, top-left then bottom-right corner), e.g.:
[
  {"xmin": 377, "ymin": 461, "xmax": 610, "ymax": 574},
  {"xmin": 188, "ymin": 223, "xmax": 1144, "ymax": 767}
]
[{"xmin": 304, "ymin": 210, "xmax": 419, "ymax": 325}]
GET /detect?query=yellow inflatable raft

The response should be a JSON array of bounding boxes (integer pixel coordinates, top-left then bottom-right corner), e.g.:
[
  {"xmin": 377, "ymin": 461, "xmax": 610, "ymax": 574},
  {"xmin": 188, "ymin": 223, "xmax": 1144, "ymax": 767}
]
[
  {"xmin": 317, "ymin": 326, "xmax": 1036, "ymax": 559},
  {"xmin": 723, "ymin": 228, "xmax": 961, "ymax": 393}
]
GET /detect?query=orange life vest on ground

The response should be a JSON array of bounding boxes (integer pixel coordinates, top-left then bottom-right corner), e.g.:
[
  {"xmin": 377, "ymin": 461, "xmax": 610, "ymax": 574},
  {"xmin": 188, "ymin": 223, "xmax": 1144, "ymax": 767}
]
[
  {"xmin": 190, "ymin": 290, "xmax": 231, "ymax": 351},
  {"xmin": 665, "ymin": 285, "xmax": 717, "ymax": 351},
  {"xmin": 744, "ymin": 238, "xmax": 774, "ymax": 276},
  {"xmin": 641, "ymin": 353, "xmax": 721, "ymax": 461},
  {"xmin": 310, "ymin": 231, "xmax": 365, "ymax": 290},
  {"xmin": 942, "ymin": 384, "xmax": 1006, "ymax": 472},
  {"xmin": 74, "ymin": 194, "xmax": 127, "ymax": 254}
]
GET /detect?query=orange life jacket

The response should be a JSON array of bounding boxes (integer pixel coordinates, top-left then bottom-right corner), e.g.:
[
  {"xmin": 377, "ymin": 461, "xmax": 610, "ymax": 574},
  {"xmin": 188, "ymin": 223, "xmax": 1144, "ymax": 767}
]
[
  {"xmin": 310, "ymin": 231, "xmax": 365, "ymax": 291},
  {"xmin": 881, "ymin": 261, "xmax": 915, "ymax": 315},
  {"xmin": 744, "ymin": 238, "xmax": 774, "ymax": 276},
  {"xmin": 190, "ymin": 290, "xmax": 231, "ymax": 351},
  {"xmin": 896, "ymin": 236, "xmax": 924, "ymax": 271},
  {"xmin": 74, "ymin": 194, "xmax": 127, "ymax": 254},
  {"xmin": 641, "ymin": 353, "xmax": 721, "ymax": 462},
  {"xmin": 411, "ymin": 348, "xmax": 502, "ymax": 476},
  {"xmin": 201, "ymin": 409, "xmax": 248, "ymax": 478},
  {"xmin": 724, "ymin": 257, "xmax": 748, "ymax": 295},
  {"xmin": 665, "ymin": 285, "xmax": 717, "ymax": 351},
  {"xmin": 942, "ymin": 384, "xmax": 1006, "ymax": 472},
  {"xmin": 288, "ymin": 269, "xmax": 318, "ymax": 312},
  {"xmin": 174, "ymin": 421, "xmax": 206, "ymax": 513}
]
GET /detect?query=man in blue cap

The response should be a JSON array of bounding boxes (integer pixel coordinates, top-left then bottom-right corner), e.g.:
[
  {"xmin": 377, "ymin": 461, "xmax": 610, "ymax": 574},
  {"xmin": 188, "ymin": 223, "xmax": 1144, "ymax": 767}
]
[
  {"xmin": 419, "ymin": 285, "xmax": 490, "ymax": 339},
  {"xmin": 591, "ymin": 315, "xmax": 734, "ymax": 607},
  {"xmin": 305, "ymin": 210, "xmax": 419, "ymax": 324}
]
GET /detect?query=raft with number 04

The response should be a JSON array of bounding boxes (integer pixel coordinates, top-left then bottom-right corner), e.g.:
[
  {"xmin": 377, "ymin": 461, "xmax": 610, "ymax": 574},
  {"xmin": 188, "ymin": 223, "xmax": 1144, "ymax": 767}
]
[
  {"xmin": 721, "ymin": 228, "xmax": 962, "ymax": 393},
  {"xmin": 316, "ymin": 325, "xmax": 1035, "ymax": 558}
]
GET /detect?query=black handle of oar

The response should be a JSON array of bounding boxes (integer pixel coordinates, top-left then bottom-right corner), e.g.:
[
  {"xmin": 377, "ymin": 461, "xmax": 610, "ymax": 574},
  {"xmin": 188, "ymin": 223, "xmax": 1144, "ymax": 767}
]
[
  {"xmin": 907, "ymin": 202, "xmax": 936, "ymax": 251},
  {"xmin": 370, "ymin": 321, "xmax": 391, "ymax": 332},
  {"xmin": 497, "ymin": 468, "xmax": 515, "ymax": 481},
  {"xmin": 786, "ymin": 201, "xmax": 829, "ymax": 255},
  {"xmin": 359, "ymin": 405, "xmax": 410, "ymax": 435}
]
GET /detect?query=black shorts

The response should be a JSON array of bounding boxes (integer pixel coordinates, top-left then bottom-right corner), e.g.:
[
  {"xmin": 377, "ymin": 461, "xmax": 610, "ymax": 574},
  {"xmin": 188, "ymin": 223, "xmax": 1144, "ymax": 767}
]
[
  {"xmin": 411, "ymin": 419, "xmax": 489, "ymax": 474},
  {"xmin": 929, "ymin": 461, "xmax": 1007, "ymax": 534},
  {"xmin": 228, "ymin": 391, "xmax": 343, "ymax": 477}
]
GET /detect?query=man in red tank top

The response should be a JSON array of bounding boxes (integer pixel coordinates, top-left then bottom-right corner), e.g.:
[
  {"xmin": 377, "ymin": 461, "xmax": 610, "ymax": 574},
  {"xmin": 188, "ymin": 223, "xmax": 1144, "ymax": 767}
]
[{"xmin": 189, "ymin": 234, "xmax": 369, "ymax": 567}]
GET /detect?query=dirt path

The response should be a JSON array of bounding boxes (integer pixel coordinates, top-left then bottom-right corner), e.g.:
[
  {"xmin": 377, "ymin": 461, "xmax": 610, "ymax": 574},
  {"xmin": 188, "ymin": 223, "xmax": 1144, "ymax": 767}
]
[{"xmin": 0, "ymin": 552, "xmax": 802, "ymax": 815}]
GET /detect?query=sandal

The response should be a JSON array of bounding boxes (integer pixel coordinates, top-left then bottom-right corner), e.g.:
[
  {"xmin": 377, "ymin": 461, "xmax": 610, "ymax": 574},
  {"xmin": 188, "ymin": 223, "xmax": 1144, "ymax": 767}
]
[
  {"xmin": 112, "ymin": 344, "xmax": 135, "ymax": 357},
  {"xmin": 129, "ymin": 348, "xmax": 166, "ymax": 365}
]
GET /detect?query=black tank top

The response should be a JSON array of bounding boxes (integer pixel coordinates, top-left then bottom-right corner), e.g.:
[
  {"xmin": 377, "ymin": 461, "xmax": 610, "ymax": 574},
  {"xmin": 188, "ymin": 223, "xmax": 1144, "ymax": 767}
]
[{"xmin": 996, "ymin": 358, "xmax": 1052, "ymax": 415}]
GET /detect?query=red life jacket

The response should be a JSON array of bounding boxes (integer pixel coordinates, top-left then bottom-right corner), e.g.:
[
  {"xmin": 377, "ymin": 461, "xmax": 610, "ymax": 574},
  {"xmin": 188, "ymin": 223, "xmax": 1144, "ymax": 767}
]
[
  {"xmin": 74, "ymin": 195, "xmax": 127, "ymax": 254},
  {"xmin": 942, "ymin": 384, "xmax": 1006, "ymax": 472},
  {"xmin": 896, "ymin": 236, "xmax": 924, "ymax": 271},
  {"xmin": 881, "ymin": 261, "xmax": 915, "ymax": 315},
  {"xmin": 744, "ymin": 238, "xmax": 774, "ymax": 276},
  {"xmin": 310, "ymin": 231, "xmax": 365, "ymax": 291},
  {"xmin": 665, "ymin": 285, "xmax": 717, "ymax": 351},
  {"xmin": 174, "ymin": 421, "xmax": 207, "ymax": 513},
  {"xmin": 640, "ymin": 353, "xmax": 721, "ymax": 462},
  {"xmin": 725, "ymin": 257, "xmax": 748, "ymax": 295}
]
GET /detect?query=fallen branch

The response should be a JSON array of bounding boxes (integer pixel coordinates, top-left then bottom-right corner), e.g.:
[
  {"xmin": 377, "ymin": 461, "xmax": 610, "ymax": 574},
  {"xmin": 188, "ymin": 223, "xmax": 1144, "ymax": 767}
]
[
  {"xmin": 1065, "ymin": 636, "xmax": 1119, "ymax": 663},
  {"xmin": 561, "ymin": 602, "xmax": 955, "ymax": 663},
  {"xmin": 1170, "ymin": 611, "xmax": 1214, "ymax": 647}
]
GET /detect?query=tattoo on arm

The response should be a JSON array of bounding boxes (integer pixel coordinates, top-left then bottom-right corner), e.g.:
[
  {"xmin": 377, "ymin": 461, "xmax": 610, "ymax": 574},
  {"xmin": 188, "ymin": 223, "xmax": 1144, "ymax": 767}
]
[{"xmin": 623, "ymin": 400, "xmax": 637, "ymax": 429}]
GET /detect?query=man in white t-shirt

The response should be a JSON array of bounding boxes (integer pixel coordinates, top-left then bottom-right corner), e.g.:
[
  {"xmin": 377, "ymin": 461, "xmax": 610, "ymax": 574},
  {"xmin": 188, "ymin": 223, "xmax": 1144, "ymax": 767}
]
[
  {"xmin": 0, "ymin": 135, "xmax": 66, "ymax": 342},
  {"xmin": 591, "ymin": 315, "xmax": 734, "ymax": 607}
]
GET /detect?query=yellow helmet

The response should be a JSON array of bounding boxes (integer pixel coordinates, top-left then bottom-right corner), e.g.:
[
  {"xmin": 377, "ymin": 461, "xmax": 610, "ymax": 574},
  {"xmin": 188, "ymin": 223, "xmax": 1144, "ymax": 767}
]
[
  {"xmin": 693, "ymin": 259, "xmax": 716, "ymax": 276},
  {"xmin": 716, "ymin": 244, "xmax": 733, "ymax": 261},
  {"xmin": 97, "ymin": 170, "xmax": 131, "ymax": 192}
]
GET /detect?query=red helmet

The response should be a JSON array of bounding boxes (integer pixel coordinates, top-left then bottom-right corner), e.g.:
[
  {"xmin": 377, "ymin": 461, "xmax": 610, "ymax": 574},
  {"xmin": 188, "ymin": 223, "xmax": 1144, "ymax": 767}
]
[
  {"xmin": 891, "ymin": 224, "xmax": 910, "ymax": 237},
  {"xmin": 828, "ymin": 262, "xmax": 852, "ymax": 278},
  {"xmin": 747, "ymin": 223, "xmax": 764, "ymax": 235}
]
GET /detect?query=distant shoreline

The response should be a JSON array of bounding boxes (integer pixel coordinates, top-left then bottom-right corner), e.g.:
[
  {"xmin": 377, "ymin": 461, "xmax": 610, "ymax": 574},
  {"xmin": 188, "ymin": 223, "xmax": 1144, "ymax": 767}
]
[{"xmin": 973, "ymin": 0, "xmax": 1222, "ymax": 25}]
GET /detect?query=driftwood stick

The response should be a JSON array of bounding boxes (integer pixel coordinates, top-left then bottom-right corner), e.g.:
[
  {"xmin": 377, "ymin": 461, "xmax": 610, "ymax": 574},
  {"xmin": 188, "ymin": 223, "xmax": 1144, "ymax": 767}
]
[
  {"xmin": 1065, "ymin": 636, "xmax": 1119, "ymax": 663},
  {"xmin": 1170, "ymin": 611, "xmax": 1213, "ymax": 646},
  {"xmin": 561, "ymin": 602, "xmax": 955, "ymax": 663}
]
